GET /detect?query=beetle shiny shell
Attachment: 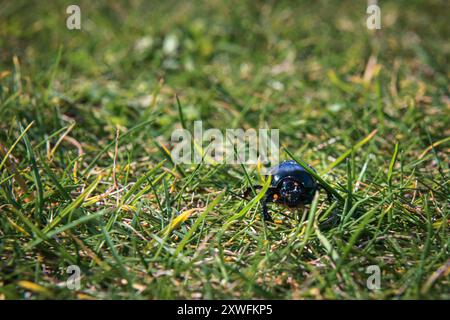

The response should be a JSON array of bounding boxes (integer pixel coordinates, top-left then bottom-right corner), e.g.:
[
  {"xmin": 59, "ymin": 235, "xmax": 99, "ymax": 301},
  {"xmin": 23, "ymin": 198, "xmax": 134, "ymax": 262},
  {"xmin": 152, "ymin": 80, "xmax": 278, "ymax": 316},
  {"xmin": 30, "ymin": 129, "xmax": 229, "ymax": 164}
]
[
  {"xmin": 262, "ymin": 160, "xmax": 319, "ymax": 222},
  {"xmin": 269, "ymin": 160, "xmax": 318, "ymax": 206}
]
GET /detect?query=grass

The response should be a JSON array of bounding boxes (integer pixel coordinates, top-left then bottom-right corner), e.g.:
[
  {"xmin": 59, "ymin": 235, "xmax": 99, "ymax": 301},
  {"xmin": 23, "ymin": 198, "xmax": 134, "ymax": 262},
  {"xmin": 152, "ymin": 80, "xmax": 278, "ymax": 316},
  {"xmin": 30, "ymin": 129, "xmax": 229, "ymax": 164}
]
[{"xmin": 0, "ymin": 0, "xmax": 449, "ymax": 299}]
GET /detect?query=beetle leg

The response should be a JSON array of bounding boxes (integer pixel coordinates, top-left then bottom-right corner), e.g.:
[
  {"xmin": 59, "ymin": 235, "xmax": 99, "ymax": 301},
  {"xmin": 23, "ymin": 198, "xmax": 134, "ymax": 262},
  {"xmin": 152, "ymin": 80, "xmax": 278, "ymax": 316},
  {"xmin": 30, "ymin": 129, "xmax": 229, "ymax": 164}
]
[
  {"xmin": 242, "ymin": 185, "xmax": 262, "ymax": 198},
  {"xmin": 261, "ymin": 188, "xmax": 277, "ymax": 222},
  {"xmin": 261, "ymin": 196, "xmax": 274, "ymax": 223},
  {"xmin": 243, "ymin": 185, "xmax": 275, "ymax": 222}
]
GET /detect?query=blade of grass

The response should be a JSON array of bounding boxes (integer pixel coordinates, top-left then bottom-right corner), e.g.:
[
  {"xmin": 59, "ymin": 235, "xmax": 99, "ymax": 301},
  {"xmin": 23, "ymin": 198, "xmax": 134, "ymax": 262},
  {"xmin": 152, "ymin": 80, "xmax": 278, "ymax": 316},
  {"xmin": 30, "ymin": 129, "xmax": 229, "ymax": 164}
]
[
  {"xmin": 336, "ymin": 199, "xmax": 386, "ymax": 272},
  {"xmin": 388, "ymin": 142, "xmax": 399, "ymax": 187},
  {"xmin": 83, "ymin": 117, "xmax": 159, "ymax": 174},
  {"xmin": 101, "ymin": 226, "xmax": 133, "ymax": 288},
  {"xmin": 224, "ymin": 175, "xmax": 271, "ymax": 227},
  {"xmin": 43, "ymin": 175, "xmax": 102, "ymax": 233},
  {"xmin": 297, "ymin": 192, "xmax": 319, "ymax": 256},
  {"xmin": 22, "ymin": 123, "xmax": 44, "ymax": 220},
  {"xmin": 174, "ymin": 191, "xmax": 225, "ymax": 256},
  {"xmin": 0, "ymin": 121, "xmax": 34, "ymax": 172},
  {"xmin": 176, "ymin": 94, "xmax": 187, "ymax": 130},
  {"xmin": 315, "ymin": 226, "xmax": 340, "ymax": 262},
  {"xmin": 26, "ymin": 210, "xmax": 104, "ymax": 249},
  {"xmin": 321, "ymin": 129, "xmax": 378, "ymax": 174},
  {"xmin": 120, "ymin": 160, "xmax": 165, "ymax": 206}
]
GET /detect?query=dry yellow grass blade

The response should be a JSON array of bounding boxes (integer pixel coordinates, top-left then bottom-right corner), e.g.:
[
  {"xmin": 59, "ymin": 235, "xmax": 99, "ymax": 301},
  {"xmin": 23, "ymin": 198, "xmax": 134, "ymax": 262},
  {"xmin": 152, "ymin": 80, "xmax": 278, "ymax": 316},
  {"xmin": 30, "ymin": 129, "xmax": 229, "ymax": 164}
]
[
  {"xmin": 6, "ymin": 216, "xmax": 30, "ymax": 237},
  {"xmin": 17, "ymin": 281, "xmax": 51, "ymax": 296},
  {"xmin": 0, "ymin": 70, "xmax": 11, "ymax": 79},
  {"xmin": 145, "ymin": 207, "xmax": 203, "ymax": 252},
  {"xmin": 162, "ymin": 208, "xmax": 203, "ymax": 237},
  {"xmin": 418, "ymin": 136, "xmax": 450, "ymax": 160},
  {"xmin": 421, "ymin": 259, "xmax": 450, "ymax": 295},
  {"xmin": 76, "ymin": 293, "xmax": 97, "ymax": 300},
  {"xmin": 48, "ymin": 122, "xmax": 76, "ymax": 161}
]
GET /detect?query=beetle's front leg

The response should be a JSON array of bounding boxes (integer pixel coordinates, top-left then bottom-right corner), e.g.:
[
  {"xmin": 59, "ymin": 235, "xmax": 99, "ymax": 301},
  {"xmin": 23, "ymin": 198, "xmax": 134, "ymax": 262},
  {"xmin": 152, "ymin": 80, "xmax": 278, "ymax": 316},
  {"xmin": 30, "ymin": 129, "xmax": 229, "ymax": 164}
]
[
  {"xmin": 245, "ymin": 185, "xmax": 275, "ymax": 223},
  {"xmin": 261, "ymin": 195, "xmax": 274, "ymax": 223}
]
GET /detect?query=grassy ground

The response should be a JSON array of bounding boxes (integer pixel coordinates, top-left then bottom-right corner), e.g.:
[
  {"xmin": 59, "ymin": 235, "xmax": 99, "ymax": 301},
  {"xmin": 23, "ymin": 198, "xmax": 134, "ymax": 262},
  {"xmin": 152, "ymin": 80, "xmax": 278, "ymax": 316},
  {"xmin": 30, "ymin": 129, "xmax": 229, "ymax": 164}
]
[{"xmin": 0, "ymin": 0, "xmax": 449, "ymax": 299}]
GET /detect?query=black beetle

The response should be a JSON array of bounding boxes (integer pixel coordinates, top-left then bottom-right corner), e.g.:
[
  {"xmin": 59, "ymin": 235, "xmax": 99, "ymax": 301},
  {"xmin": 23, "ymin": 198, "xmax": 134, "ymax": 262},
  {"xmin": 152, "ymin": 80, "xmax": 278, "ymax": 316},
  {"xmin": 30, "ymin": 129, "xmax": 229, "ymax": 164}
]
[{"xmin": 245, "ymin": 160, "xmax": 331, "ymax": 222}]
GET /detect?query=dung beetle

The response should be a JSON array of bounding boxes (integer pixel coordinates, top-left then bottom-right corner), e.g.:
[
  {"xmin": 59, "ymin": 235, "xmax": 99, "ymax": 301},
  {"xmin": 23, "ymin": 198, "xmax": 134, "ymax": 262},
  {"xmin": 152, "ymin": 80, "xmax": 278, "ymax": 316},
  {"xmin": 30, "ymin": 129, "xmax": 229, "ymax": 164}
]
[{"xmin": 245, "ymin": 160, "xmax": 332, "ymax": 222}]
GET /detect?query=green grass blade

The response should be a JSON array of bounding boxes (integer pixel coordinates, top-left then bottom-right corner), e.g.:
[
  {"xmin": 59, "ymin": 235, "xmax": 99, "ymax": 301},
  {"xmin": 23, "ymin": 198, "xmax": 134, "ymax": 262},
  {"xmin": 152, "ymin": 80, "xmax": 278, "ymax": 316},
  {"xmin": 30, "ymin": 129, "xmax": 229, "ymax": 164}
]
[
  {"xmin": 0, "ymin": 121, "xmax": 34, "ymax": 172},
  {"xmin": 26, "ymin": 210, "xmax": 104, "ymax": 250},
  {"xmin": 388, "ymin": 142, "xmax": 399, "ymax": 186},
  {"xmin": 43, "ymin": 175, "xmax": 102, "ymax": 233},
  {"xmin": 120, "ymin": 160, "xmax": 165, "ymax": 206},
  {"xmin": 174, "ymin": 191, "xmax": 225, "ymax": 256},
  {"xmin": 322, "ymin": 129, "xmax": 378, "ymax": 174}
]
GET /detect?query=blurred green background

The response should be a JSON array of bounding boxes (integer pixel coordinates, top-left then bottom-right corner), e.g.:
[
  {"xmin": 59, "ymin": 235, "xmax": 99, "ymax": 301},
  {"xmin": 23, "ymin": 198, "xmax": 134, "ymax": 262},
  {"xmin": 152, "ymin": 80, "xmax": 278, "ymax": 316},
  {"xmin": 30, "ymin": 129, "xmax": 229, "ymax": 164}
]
[{"xmin": 0, "ymin": 0, "xmax": 448, "ymax": 299}]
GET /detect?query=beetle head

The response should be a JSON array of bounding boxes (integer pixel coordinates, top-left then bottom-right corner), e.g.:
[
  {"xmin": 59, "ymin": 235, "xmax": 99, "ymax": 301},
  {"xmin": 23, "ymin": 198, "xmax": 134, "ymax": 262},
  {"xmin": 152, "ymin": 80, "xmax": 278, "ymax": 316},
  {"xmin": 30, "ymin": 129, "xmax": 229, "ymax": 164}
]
[{"xmin": 278, "ymin": 178, "xmax": 306, "ymax": 207}]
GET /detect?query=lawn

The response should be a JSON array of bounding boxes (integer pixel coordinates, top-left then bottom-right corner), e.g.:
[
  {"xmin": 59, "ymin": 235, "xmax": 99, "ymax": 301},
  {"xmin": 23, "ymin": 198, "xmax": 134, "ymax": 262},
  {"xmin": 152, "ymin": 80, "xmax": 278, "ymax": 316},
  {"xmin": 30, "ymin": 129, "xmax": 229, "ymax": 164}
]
[{"xmin": 0, "ymin": 0, "xmax": 448, "ymax": 299}]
